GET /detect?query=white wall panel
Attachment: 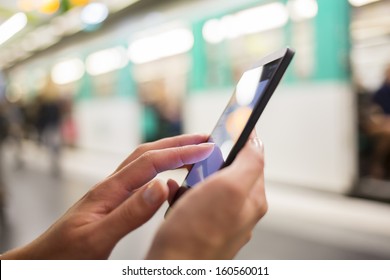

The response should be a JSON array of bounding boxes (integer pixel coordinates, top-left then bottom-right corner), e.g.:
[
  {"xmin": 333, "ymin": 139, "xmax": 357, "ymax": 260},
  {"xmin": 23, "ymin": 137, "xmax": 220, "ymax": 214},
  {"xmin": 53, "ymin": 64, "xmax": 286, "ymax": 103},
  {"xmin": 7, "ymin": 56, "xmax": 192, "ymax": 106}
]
[
  {"xmin": 75, "ymin": 97, "xmax": 141, "ymax": 154},
  {"xmin": 184, "ymin": 82, "xmax": 357, "ymax": 194}
]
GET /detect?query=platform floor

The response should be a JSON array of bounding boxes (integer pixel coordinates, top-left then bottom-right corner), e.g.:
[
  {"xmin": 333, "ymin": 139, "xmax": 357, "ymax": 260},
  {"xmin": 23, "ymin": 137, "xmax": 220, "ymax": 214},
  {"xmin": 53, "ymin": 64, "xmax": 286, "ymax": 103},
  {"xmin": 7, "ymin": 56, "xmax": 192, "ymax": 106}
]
[{"xmin": 1, "ymin": 141, "xmax": 390, "ymax": 259}]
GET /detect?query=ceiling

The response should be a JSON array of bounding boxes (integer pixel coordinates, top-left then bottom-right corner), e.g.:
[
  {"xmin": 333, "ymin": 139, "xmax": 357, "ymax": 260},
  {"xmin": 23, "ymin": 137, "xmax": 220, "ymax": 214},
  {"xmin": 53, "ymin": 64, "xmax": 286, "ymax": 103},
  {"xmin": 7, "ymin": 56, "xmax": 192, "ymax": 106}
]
[
  {"xmin": 0, "ymin": 2, "xmax": 21, "ymax": 23},
  {"xmin": 0, "ymin": 1, "xmax": 18, "ymax": 11},
  {"xmin": 0, "ymin": 1, "xmax": 141, "ymax": 25},
  {"xmin": 0, "ymin": 0, "xmax": 146, "ymax": 69}
]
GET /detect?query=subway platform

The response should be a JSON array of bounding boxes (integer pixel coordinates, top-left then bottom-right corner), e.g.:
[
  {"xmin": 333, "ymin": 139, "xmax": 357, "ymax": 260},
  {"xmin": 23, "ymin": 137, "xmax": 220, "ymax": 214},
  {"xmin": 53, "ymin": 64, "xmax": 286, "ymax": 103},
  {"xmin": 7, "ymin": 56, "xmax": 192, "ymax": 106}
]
[{"xmin": 1, "ymin": 141, "xmax": 390, "ymax": 260}]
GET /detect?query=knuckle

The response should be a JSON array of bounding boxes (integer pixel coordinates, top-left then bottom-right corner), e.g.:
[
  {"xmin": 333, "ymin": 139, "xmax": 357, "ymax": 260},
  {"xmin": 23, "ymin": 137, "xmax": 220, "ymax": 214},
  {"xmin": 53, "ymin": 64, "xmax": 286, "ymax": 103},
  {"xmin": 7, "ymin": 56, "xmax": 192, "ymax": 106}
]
[
  {"xmin": 244, "ymin": 149, "xmax": 264, "ymax": 170},
  {"xmin": 254, "ymin": 199, "xmax": 268, "ymax": 220},
  {"xmin": 83, "ymin": 188, "xmax": 100, "ymax": 202},
  {"xmin": 245, "ymin": 231, "xmax": 253, "ymax": 244},
  {"xmin": 249, "ymin": 154, "xmax": 264, "ymax": 173},
  {"xmin": 260, "ymin": 200, "xmax": 268, "ymax": 217},
  {"xmin": 133, "ymin": 143, "xmax": 150, "ymax": 157},
  {"xmin": 141, "ymin": 150, "xmax": 157, "ymax": 168},
  {"xmin": 174, "ymin": 146, "xmax": 186, "ymax": 165},
  {"xmin": 119, "ymin": 203, "xmax": 137, "ymax": 222},
  {"xmin": 59, "ymin": 216, "xmax": 105, "ymax": 258}
]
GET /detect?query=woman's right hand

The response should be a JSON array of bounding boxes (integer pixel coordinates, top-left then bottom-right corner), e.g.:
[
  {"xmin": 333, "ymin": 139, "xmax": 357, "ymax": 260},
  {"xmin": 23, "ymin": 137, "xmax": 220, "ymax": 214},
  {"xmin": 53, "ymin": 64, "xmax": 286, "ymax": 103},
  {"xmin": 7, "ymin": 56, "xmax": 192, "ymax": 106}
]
[{"xmin": 146, "ymin": 137, "xmax": 267, "ymax": 259}]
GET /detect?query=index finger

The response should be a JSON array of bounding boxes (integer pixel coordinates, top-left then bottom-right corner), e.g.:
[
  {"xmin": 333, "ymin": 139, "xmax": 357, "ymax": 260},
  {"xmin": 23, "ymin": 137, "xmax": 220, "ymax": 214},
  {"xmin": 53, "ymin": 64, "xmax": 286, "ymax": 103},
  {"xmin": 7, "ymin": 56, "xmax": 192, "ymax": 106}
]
[
  {"xmin": 103, "ymin": 143, "xmax": 215, "ymax": 206},
  {"xmin": 114, "ymin": 134, "xmax": 209, "ymax": 172}
]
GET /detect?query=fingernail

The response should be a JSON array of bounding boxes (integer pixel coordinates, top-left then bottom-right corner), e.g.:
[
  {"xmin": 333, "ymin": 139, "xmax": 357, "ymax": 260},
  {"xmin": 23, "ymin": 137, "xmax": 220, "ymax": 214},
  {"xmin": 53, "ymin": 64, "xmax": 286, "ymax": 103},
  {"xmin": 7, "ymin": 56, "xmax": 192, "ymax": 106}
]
[
  {"xmin": 251, "ymin": 137, "xmax": 264, "ymax": 152},
  {"xmin": 143, "ymin": 182, "xmax": 163, "ymax": 206},
  {"xmin": 198, "ymin": 142, "xmax": 215, "ymax": 148}
]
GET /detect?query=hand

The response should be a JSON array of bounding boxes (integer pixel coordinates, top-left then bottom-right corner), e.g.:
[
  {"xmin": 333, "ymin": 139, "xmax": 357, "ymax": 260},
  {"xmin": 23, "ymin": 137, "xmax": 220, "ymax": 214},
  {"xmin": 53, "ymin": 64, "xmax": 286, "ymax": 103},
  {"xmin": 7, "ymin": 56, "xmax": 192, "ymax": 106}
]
[
  {"xmin": 146, "ymin": 137, "xmax": 267, "ymax": 259},
  {"xmin": 1, "ymin": 134, "xmax": 214, "ymax": 259}
]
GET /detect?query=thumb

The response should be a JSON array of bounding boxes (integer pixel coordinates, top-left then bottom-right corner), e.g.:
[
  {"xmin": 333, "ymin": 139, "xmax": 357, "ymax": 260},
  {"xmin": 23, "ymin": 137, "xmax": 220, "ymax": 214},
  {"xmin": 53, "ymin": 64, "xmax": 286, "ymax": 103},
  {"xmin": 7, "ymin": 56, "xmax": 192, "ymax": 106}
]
[{"xmin": 97, "ymin": 179, "xmax": 168, "ymax": 242}]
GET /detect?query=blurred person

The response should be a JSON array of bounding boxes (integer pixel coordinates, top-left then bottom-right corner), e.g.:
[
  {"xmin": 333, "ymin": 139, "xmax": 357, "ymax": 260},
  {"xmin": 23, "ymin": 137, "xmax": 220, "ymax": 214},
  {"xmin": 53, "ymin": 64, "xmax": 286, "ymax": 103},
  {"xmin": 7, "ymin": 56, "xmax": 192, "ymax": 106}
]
[
  {"xmin": 4, "ymin": 99, "xmax": 26, "ymax": 169},
  {"xmin": 36, "ymin": 77, "xmax": 63, "ymax": 176},
  {"xmin": 365, "ymin": 66, "xmax": 390, "ymax": 179},
  {"xmin": 60, "ymin": 96, "xmax": 78, "ymax": 147},
  {"xmin": 138, "ymin": 80, "xmax": 182, "ymax": 142},
  {"xmin": 373, "ymin": 65, "xmax": 390, "ymax": 115},
  {"xmin": 23, "ymin": 96, "xmax": 41, "ymax": 141},
  {"xmin": 0, "ymin": 133, "xmax": 267, "ymax": 259},
  {"xmin": 371, "ymin": 65, "xmax": 390, "ymax": 179}
]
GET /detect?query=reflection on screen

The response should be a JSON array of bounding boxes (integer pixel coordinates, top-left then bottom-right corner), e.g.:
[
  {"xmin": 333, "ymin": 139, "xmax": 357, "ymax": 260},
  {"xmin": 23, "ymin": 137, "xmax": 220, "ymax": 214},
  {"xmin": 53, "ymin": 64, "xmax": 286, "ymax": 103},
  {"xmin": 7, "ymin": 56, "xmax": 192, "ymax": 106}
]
[{"xmin": 183, "ymin": 65, "xmax": 272, "ymax": 188}]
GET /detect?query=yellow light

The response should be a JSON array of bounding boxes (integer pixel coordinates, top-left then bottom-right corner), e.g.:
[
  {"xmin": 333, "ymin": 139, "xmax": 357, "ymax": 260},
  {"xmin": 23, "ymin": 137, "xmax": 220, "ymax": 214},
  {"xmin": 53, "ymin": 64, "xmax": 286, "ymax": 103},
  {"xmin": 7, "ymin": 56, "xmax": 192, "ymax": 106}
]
[
  {"xmin": 39, "ymin": 0, "xmax": 60, "ymax": 15},
  {"xmin": 70, "ymin": 0, "xmax": 90, "ymax": 6}
]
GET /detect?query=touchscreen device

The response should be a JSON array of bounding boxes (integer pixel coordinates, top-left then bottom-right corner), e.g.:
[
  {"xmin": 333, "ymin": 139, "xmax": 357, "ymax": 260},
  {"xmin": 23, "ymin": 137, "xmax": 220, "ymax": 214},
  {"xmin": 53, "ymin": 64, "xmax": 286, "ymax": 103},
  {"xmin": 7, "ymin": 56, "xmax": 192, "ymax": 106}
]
[{"xmin": 168, "ymin": 47, "xmax": 295, "ymax": 210}]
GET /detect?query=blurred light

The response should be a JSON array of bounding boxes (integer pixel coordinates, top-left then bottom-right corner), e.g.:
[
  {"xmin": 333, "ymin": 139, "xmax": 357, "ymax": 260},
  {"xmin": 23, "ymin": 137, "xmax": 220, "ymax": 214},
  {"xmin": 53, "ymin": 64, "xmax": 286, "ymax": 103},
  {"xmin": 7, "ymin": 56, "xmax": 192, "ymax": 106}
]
[
  {"xmin": 0, "ymin": 13, "xmax": 28, "ymax": 47},
  {"xmin": 39, "ymin": 0, "xmax": 61, "ymax": 15},
  {"xmin": 6, "ymin": 84, "xmax": 24, "ymax": 103},
  {"xmin": 349, "ymin": 0, "xmax": 381, "ymax": 7},
  {"xmin": 86, "ymin": 47, "xmax": 127, "ymax": 76},
  {"xmin": 202, "ymin": 3, "xmax": 288, "ymax": 44},
  {"xmin": 202, "ymin": 19, "xmax": 224, "ymax": 44},
  {"xmin": 51, "ymin": 58, "xmax": 85, "ymax": 85},
  {"xmin": 70, "ymin": 0, "xmax": 90, "ymax": 6},
  {"xmin": 222, "ymin": 15, "xmax": 241, "ymax": 39},
  {"xmin": 288, "ymin": 0, "xmax": 318, "ymax": 21},
  {"xmin": 236, "ymin": 3, "xmax": 289, "ymax": 34},
  {"xmin": 128, "ymin": 28, "xmax": 194, "ymax": 64},
  {"xmin": 81, "ymin": 3, "xmax": 109, "ymax": 25}
]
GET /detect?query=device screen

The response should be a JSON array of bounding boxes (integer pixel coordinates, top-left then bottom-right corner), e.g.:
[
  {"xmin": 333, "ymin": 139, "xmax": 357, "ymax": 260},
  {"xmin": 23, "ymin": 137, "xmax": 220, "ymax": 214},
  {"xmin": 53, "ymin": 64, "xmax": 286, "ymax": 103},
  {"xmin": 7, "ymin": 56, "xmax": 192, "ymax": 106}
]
[{"xmin": 183, "ymin": 59, "xmax": 280, "ymax": 188}]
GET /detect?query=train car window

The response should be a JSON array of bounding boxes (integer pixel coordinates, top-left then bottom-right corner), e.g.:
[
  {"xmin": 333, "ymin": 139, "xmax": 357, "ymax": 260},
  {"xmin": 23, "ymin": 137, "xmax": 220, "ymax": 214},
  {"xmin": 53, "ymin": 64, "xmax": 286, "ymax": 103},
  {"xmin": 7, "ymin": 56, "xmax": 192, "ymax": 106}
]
[
  {"xmin": 204, "ymin": 24, "xmax": 285, "ymax": 87},
  {"xmin": 91, "ymin": 72, "xmax": 116, "ymax": 97},
  {"xmin": 133, "ymin": 54, "xmax": 190, "ymax": 142}
]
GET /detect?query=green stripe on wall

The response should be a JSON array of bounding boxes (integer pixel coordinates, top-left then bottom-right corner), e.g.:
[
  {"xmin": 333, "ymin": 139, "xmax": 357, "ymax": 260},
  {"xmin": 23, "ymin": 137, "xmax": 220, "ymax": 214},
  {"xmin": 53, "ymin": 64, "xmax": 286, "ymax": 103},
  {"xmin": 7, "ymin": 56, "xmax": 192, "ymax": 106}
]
[
  {"xmin": 314, "ymin": 0, "xmax": 350, "ymax": 81},
  {"xmin": 116, "ymin": 62, "xmax": 136, "ymax": 99},
  {"xmin": 189, "ymin": 21, "xmax": 208, "ymax": 92}
]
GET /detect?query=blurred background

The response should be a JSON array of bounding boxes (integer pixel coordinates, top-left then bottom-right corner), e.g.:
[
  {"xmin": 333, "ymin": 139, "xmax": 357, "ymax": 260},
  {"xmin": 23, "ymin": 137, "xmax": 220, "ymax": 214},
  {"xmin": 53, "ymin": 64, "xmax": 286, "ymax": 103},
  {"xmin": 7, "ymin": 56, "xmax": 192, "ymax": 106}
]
[{"xmin": 0, "ymin": 0, "xmax": 390, "ymax": 259}]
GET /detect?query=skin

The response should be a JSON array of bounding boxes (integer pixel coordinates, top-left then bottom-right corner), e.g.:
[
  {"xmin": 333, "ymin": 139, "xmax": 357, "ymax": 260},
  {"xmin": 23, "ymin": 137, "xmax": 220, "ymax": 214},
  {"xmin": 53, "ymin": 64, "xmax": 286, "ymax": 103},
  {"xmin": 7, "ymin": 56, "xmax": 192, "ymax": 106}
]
[
  {"xmin": 0, "ymin": 134, "xmax": 266, "ymax": 260},
  {"xmin": 147, "ymin": 137, "xmax": 266, "ymax": 259}
]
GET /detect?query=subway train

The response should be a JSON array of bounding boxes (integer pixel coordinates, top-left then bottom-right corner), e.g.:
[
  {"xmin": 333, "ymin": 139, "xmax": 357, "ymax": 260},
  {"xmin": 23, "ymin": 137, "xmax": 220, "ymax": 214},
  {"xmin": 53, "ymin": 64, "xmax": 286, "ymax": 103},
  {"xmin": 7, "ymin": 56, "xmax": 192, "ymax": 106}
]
[{"xmin": 1, "ymin": 0, "xmax": 374, "ymax": 195}]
